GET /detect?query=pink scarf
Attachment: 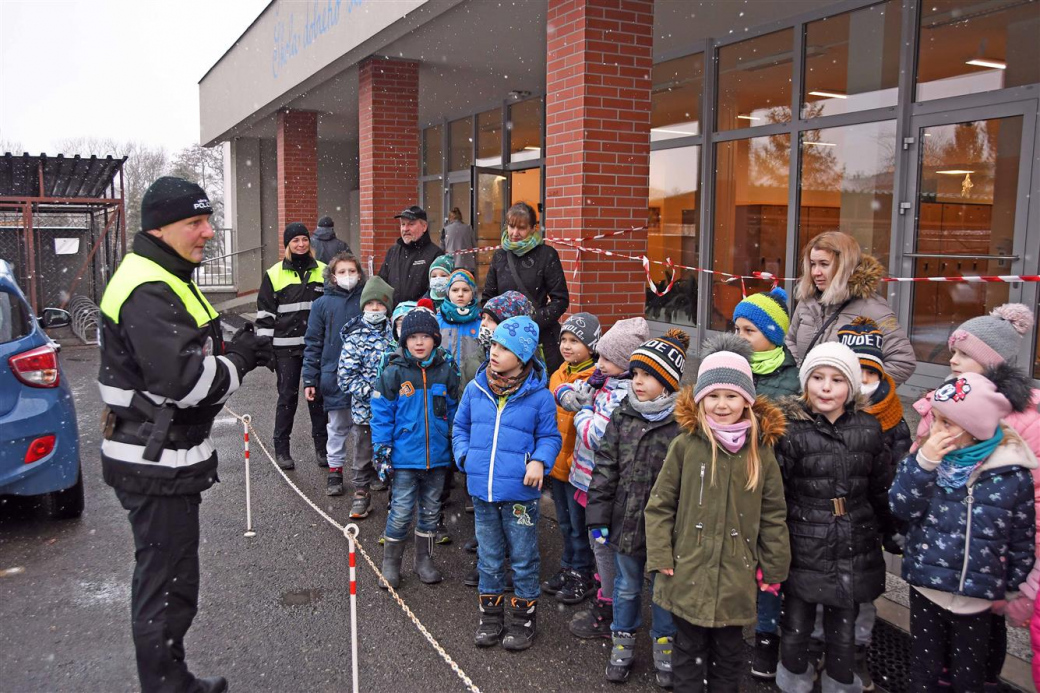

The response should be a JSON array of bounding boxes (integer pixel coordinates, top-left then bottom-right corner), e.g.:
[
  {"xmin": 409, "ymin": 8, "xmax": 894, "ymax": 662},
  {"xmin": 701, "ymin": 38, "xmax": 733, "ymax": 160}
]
[{"xmin": 706, "ymin": 416, "xmax": 752, "ymax": 454}]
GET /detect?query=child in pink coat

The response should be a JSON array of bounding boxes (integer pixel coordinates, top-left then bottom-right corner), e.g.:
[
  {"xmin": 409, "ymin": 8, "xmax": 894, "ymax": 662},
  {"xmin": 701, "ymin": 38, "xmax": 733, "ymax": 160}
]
[{"xmin": 910, "ymin": 303, "xmax": 1039, "ymax": 687}]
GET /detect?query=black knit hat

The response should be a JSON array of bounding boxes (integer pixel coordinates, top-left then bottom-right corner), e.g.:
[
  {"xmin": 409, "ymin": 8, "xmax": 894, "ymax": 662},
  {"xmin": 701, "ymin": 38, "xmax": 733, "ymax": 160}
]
[
  {"xmin": 283, "ymin": 222, "xmax": 310, "ymax": 247},
  {"xmin": 317, "ymin": 216, "xmax": 334, "ymax": 228},
  {"xmin": 630, "ymin": 329, "xmax": 691, "ymax": 393},
  {"xmin": 140, "ymin": 176, "xmax": 212, "ymax": 232},
  {"xmin": 838, "ymin": 316, "xmax": 884, "ymax": 375},
  {"xmin": 400, "ymin": 298, "xmax": 441, "ymax": 347}
]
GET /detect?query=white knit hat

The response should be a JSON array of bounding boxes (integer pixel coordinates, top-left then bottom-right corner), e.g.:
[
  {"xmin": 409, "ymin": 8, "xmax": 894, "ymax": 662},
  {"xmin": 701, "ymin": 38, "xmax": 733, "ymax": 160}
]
[{"xmin": 799, "ymin": 342, "xmax": 862, "ymax": 404}]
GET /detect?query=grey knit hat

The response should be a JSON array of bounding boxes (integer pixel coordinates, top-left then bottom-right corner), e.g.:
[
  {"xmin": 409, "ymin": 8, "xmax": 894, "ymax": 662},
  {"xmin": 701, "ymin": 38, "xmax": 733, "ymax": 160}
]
[
  {"xmin": 560, "ymin": 312, "xmax": 602, "ymax": 353},
  {"xmin": 799, "ymin": 342, "xmax": 862, "ymax": 404},
  {"xmin": 596, "ymin": 317, "xmax": 649, "ymax": 370},
  {"xmin": 948, "ymin": 303, "xmax": 1035, "ymax": 369},
  {"xmin": 693, "ymin": 333, "xmax": 755, "ymax": 405}
]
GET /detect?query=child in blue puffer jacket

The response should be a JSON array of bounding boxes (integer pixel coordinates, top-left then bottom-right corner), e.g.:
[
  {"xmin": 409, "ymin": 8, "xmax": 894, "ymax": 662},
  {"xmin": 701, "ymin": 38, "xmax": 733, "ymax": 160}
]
[
  {"xmin": 890, "ymin": 370, "xmax": 1036, "ymax": 692},
  {"xmin": 371, "ymin": 298, "xmax": 460, "ymax": 590},
  {"xmin": 453, "ymin": 316, "xmax": 561, "ymax": 653}
]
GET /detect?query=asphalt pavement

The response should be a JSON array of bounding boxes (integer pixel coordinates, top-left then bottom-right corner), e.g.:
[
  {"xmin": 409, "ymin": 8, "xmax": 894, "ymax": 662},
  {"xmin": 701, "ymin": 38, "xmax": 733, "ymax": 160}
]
[{"xmin": 0, "ymin": 343, "xmax": 783, "ymax": 693}]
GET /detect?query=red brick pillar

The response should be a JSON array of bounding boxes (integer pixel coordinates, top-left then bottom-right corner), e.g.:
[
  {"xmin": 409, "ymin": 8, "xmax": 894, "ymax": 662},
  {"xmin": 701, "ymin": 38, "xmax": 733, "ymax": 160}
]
[
  {"xmin": 358, "ymin": 57, "xmax": 420, "ymax": 272},
  {"xmin": 544, "ymin": 0, "xmax": 653, "ymax": 327},
  {"xmin": 276, "ymin": 110, "xmax": 318, "ymax": 245}
]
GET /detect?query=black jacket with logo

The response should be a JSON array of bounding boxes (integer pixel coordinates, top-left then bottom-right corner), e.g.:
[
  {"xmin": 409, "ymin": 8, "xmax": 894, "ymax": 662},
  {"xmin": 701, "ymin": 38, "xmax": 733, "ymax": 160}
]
[
  {"xmin": 98, "ymin": 233, "xmax": 248, "ymax": 496},
  {"xmin": 255, "ymin": 255, "xmax": 325, "ymax": 356},
  {"xmin": 378, "ymin": 231, "xmax": 443, "ymax": 303}
]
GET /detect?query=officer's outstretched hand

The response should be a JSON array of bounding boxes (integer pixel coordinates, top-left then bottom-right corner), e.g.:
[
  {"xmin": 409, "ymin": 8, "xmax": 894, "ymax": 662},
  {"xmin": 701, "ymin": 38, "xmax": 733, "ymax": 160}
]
[
  {"xmin": 226, "ymin": 322, "xmax": 265, "ymax": 373},
  {"xmin": 255, "ymin": 334, "xmax": 275, "ymax": 372}
]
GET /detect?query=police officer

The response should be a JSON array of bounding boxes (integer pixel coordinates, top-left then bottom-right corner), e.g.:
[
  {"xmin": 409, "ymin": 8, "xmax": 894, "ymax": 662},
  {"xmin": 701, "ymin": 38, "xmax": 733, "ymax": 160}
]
[
  {"xmin": 98, "ymin": 176, "xmax": 273, "ymax": 693},
  {"xmin": 255, "ymin": 223, "xmax": 327, "ymax": 469}
]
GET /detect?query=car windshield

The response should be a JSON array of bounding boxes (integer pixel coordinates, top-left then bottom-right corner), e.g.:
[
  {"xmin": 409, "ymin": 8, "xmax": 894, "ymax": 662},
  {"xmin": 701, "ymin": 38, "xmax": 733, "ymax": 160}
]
[{"xmin": 0, "ymin": 289, "xmax": 32, "ymax": 344}]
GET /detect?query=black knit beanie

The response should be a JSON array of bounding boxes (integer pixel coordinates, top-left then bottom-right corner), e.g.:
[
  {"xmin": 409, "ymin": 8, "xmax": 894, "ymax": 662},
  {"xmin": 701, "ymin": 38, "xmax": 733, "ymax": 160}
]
[
  {"xmin": 140, "ymin": 176, "xmax": 212, "ymax": 232},
  {"xmin": 283, "ymin": 222, "xmax": 310, "ymax": 247},
  {"xmin": 317, "ymin": 216, "xmax": 334, "ymax": 228},
  {"xmin": 400, "ymin": 298, "xmax": 442, "ymax": 347}
]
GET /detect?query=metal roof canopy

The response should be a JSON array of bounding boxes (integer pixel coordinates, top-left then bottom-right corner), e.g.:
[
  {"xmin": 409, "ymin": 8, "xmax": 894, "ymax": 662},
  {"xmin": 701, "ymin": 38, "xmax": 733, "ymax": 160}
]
[{"xmin": 0, "ymin": 152, "xmax": 127, "ymax": 311}]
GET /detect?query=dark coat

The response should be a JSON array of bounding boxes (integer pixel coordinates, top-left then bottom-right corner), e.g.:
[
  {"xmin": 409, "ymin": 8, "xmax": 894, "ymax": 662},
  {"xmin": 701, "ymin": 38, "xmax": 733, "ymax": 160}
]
[
  {"xmin": 302, "ymin": 282, "xmax": 362, "ymax": 411},
  {"xmin": 890, "ymin": 430, "xmax": 1037, "ymax": 600},
  {"xmin": 774, "ymin": 396, "xmax": 896, "ymax": 607},
  {"xmin": 378, "ymin": 231, "xmax": 443, "ymax": 303},
  {"xmin": 311, "ymin": 226, "xmax": 351, "ymax": 264},
  {"xmin": 255, "ymin": 255, "xmax": 325, "ymax": 356},
  {"xmin": 753, "ymin": 347, "xmax": 801, "ymax": 401},
  {"xmin": 586, "ymin": 397, "xmax": 681, "ymax": 558},
  {"xmin": 482, "ymin": 244, "xmax": 569, "ymax": 373}
]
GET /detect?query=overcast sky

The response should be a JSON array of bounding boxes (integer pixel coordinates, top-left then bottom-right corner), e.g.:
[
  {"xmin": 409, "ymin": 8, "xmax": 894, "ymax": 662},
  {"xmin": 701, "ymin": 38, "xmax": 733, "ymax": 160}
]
[{"xmin": 0, "ymin": 0, "xmax": 269, "ymax": 155}]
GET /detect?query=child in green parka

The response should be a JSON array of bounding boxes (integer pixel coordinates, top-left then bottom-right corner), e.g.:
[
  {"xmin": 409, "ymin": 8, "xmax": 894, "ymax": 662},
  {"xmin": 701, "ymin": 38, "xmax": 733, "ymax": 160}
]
[{"xmin": 645, "ymin": 334, "xmax": 790, "ymax": 692}]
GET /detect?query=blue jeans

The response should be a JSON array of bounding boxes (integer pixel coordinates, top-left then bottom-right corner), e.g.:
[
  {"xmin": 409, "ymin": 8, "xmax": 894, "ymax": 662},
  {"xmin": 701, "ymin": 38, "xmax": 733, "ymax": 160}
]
[
  {"xmin": 473, "ymin": 497, "xmax": 541, "ymax": 600},
  {"xmin": 612, "ymin": 552, "xmax": 675, "ymax": 639},
  {"xmin": 757, "ymin": 589, "xmax": 783, "ymax": 634},
  {"xmin": 550, "ymin": 478, "xmax": 593, "ymax": 574},
  {"xmin": 385, "ymin": 467, "xmax": 447, "ymax": 541}
]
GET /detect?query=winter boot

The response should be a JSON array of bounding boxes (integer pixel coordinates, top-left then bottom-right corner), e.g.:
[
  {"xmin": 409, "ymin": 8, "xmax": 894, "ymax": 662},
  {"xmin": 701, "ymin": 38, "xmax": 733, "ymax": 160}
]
[
  {"xmin": 380, "ymin": 538, "xmax": 405, "ymax": 590},
  {"xmin": 501, "ymin": 597, "xmax": 537, "ymax": 651},
  {"xmin": 413, "ymin": 532, "xmax": 443, "ymax": 584},
  {"xmin": 349, "ymin": 489, "xmax": 371, "ymax": 519},
  {"xmin": 776, "ymin": 662, "xmax": 816, "ymax": 693},
  {"xmin": 315, "ymin": 447, "xmax": 328, "ymax": 468},
  {"xmin": 369, "ymin": 477, "xmax": 387, "ymax": 492},
  {"xmin": 653, "ymin": 636, "xmax": 674, "ymax": 689},
  {"xmin": 605, "ymin": 631, "xmax": 637, "ymax": 682},
  {"xmin": 275, "ymin": 443, "xmax": 295, "ymax": 470},
  {"xmin": 463, "ymin": 564, "xmax": 480, "ymax": 587},
  {"xmin": 475, "ymin": 594, "xmax": 505, "ymax": 647},
  {"xmin": 464, "ymin": 536, "xmax": 479, "ymax": 554},
  {"xmin": 854, "ymin": 646, "xmax": 873, "ymax": 692},
  {"xmin": 556, "ymin": 569, "xmax": 592, "ymax": 605},
  {"xmin": 820, "ymin": 670, "xmax": 864, "ymax": 693},
  {"xmin": 569, "ymin": 594, "xmax": 613, "ymax": 639},
  {"xmin": 751, "ymin": 631, "xmax": 780, "ymax": 679},
  {"xmin": 542, "ymin": 568, "xmax": 566, "ymax": 595},
  {"xmin": 195, "ymin": 676, "xmax": 228, "ymax": 693},
  {"xmin": 326, "ymin": 470, "xmax": 345, "ymax": 496}
]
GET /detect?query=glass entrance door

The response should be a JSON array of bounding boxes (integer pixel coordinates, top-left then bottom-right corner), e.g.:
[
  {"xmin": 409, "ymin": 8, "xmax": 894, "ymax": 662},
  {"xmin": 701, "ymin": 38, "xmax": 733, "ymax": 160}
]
[
  {"xmin": 899, "ymin": 103, "xmax": 1037, "ymax": 370},
  {"xmin": 472, "ymin": 167, "xmax": 507, "ymax": 286}
]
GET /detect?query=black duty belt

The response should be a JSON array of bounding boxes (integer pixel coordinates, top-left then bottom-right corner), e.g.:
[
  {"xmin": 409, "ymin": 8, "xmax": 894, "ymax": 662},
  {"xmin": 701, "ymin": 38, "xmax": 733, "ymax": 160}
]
[{"xmin": 110, "ymin": 418, "xmax": 211, "ymax": 454}]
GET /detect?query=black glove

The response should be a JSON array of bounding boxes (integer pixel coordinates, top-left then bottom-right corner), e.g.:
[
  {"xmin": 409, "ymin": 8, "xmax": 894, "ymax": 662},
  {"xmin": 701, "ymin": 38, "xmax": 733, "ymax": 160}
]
[
  {"xmin": 225, "ymin": 322, "xmax": 264, "ymax": 373},
  {"xmin": 255, "ymin": 334, "xmax": 275, "ymax": 371},
  {"xmin": 882, "ymin": 533, "xmax": 905, "ymax": 556}
]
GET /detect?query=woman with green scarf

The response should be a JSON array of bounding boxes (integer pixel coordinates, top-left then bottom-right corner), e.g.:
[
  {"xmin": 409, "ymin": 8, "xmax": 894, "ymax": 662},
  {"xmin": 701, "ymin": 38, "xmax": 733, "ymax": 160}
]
[
  {"xmin": 733, "ymin": 287, "xmax": 801, "ymax": 403},
  {"xmin": 482, "ymin": 202, "xmax": 570, "ymax": 374}
]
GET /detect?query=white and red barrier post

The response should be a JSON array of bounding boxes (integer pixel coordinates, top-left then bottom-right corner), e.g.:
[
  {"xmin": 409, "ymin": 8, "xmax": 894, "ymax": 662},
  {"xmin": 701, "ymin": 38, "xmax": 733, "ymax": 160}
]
[
  {"xmin": 242, "ymin": 415, "xmax": 256, "ymax": 538},
  {"xmin": 344, "ymin": 523, "xmax": 360, "ymax": 693}
]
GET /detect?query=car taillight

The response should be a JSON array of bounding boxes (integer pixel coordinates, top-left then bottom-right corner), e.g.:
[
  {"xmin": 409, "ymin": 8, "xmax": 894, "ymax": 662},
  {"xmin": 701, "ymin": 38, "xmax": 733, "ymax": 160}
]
[
  {"xmin": 25, "ymin": 435, "xmax": 56, "ymax": 464},
  {"xmin": 9, "ymin": 344, "xmax": 60, "ymax": 387}
]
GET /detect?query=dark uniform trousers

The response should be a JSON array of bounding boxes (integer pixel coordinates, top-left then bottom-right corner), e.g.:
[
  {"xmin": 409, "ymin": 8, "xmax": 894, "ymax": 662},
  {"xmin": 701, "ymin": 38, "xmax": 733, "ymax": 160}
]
[
  {"xmin": 274, "ymin": 354, "xmax": 327, "ymax": 454},
  {"xmin": 116, "ymin": 489, "xmax": 202, "ymax": 693}
]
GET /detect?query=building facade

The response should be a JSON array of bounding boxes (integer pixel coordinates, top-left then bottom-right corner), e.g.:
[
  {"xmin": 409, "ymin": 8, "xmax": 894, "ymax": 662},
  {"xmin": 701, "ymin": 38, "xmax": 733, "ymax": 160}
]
[{"xmin": 201, "ymin": 0, "xmax": 1040, "ymax": 389}]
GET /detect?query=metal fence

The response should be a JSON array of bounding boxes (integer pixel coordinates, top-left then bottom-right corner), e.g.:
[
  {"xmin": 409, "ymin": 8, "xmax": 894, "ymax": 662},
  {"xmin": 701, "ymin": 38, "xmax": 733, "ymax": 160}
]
[{"xmin": 194, "ymin": 227, "xmax": 236, "ymax": 289}]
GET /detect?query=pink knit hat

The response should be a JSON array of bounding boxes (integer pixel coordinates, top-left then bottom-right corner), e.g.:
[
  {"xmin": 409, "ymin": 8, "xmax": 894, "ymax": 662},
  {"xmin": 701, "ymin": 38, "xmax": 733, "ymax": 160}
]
[{"xmin": 930, "ymin": 372, "xmax": 1012, "ymax": 442}]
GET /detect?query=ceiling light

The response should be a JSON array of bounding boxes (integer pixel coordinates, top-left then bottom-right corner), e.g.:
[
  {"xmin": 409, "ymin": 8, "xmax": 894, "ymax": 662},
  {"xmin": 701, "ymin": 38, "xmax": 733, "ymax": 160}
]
[
  {"xmin": 736, "ymin": 115, "xmax": 761, "ymax": 121},
  {"xmin": 936, "ymin": 169, "xmax": 974, "ymax": 175},
  {"xmin": 966, "ymin": 58, "xmax": 1006, "ymax": 70},
  {"xmin": 808, "ymin": 90, "xmax": 848, "ymax": 99},
  {"xmin": 651, "ymin": 127, "xmax": 699, "ymax": 135},
  {"xmin": 804, "ymin": 141, "xmax": 836, "ymax": 147}
]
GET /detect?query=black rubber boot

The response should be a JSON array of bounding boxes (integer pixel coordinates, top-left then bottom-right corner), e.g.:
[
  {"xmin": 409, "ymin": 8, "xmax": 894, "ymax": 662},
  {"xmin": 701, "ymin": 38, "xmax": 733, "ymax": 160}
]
[
  {"xmin": 569, "ymin": 595, "xmax": 613, "ymax": 639},
  {"xmin": 380, "ymin": 538, "xmax": 405, "ymax": 590},
  {"xmin": 413, "ymin": 532, "xmax": 442, "ymax": 584},
  {"xmin": 475, "ymin": 593, "xmax": 505, "ymax": 648},
  {"xmin": 502, "ymin": 597, "xmax": 537, "ymax": 651}
]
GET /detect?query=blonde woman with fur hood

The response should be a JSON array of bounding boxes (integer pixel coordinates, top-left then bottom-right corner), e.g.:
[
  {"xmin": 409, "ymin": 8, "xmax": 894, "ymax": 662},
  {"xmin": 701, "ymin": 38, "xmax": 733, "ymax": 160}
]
[{"xmin": 786, "ymin": 231, "xmax": 916, "ymax": 385}]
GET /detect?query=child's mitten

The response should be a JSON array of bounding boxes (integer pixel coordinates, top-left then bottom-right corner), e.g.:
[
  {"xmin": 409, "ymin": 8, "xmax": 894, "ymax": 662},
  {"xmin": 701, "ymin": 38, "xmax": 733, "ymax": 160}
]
[
  {"xmin": 374, "ymin": 444, "xmax": 393, "ymax": 482},
  {"xmin": 590, "ymin": 527, "xmax": 609, "ymax": 545},
  {"xmin": 756, "ymin": 567, "xmax": 780, "ymax": 596}
]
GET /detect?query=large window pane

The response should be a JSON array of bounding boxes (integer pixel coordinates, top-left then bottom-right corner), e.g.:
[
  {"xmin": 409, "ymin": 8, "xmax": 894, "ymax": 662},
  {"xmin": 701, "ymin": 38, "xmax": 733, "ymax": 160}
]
[
  {"xmin": 449, "ymin": 117, "xmax": 473, "ymax": 171},
  {"xmin": 798, "ymin": 121, "xmax": 897, "ymax": 268},
  {"xmin": 803, "ymin": 1, "xmax": 901, "ymax": 117},
  {"xmin": 717, "ymin": 29, "xmax": 793, "ymax": 132},
  {"xmin": 711, "ymin": 135, "xmax": 790, "ymax": 330},
  {"xmin": 909, "ymin": 116, "xmax": 1023, "ymax": 363},
  {"xmin": 646, "ymin": 146, "xmax": 701, "ymax": 326},
  {"xmin": 423, "ymin": 125, "xmax": 442, "ymax": 176},
  {"xmin": 509, "ymin": 98, "xmax": 543, "ymax": 162},
  {"xmin": 917, "ymin": 1, "xmax": 1040, "ymax": 102},
  {"xmin": 476, "ymin": 108, "xmax": 502, "ymax": 166},
  {"xmin": 423, "ymin": 179, "xmax": 444, "ymax": 232},
  {"xmin": 651, "ymin": 54, "xmax": 703, "ymax": 141}
]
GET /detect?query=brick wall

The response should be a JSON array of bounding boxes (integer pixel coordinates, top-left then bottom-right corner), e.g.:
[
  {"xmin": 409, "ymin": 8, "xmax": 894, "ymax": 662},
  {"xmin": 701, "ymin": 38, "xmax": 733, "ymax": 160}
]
[
  {"xmin": 544, "ymin": 0, "xmax": 653, "ymax": 328},
  {"xmin": 358, "ymin": 57, "xmax": 420, "ymax": 272},
  {"xmin": 276, "ymin": 110, "xmax": 319, "ymax": 250}
]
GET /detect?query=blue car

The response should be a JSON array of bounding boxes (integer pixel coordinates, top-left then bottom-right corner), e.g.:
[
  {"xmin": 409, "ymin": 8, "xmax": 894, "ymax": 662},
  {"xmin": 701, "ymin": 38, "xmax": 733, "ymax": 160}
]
[{"xmin": 0, "ymin": 260, "xmax": 83, "ymax": 519}]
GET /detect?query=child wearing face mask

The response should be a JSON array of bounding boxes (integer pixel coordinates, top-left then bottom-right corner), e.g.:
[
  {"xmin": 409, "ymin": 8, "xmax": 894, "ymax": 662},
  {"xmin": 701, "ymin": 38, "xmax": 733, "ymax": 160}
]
[
  {"xmin": 425, "ymin": 254, "xmax": 455, "ymax": 310},
  {"xmin": 586, "ymin": 329, "xmax": 691, "ymax": 687},
  {"xmin": 906, "ymin": 304, "xmax": 1039, "ymax": 689},
  {"xmin": 555, "ymin": 316, "xmax": 649, "ymax": 640},
  {"xmin": 774, "ymin": 342, "xmax": 896, "ymax": 693},
  {"xmin": 890, "ymin": 370, "xmax": 1036, "ymax": 693},
  {"xmin": 303, "ymin": 253, "xmax": 365, "ymax": 495},
  {"xmin": 477, "ymin": 291, "xmax": 538, "ymax": 356},
  {"xmin": 643, "ymin": 333, "xmax": 789, "ymax": 692},
  {"xmin": 334, "ymin": 275, "xmax": 394, "ymax": 516}
]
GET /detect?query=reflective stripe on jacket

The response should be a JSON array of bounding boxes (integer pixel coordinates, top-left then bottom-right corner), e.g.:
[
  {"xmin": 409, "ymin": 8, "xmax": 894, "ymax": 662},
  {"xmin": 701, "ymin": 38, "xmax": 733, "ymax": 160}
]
[{"xmin": 256, "ymin": 258, "xmax": 325, "ymax": 353}]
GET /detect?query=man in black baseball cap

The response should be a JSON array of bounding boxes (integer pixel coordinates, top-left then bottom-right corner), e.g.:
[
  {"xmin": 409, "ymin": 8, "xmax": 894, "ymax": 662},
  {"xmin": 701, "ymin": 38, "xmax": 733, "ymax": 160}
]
[{"xmin": 378, "ymin": 204, "xmax": 443, "ymax": 302}]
